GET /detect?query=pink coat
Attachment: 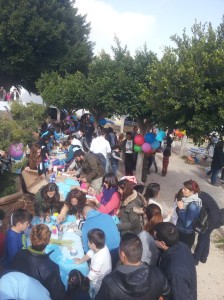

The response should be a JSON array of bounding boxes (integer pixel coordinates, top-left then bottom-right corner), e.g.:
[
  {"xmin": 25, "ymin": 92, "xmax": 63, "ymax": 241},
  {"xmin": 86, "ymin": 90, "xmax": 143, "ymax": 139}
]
[{"xmin": 96, "ymin": 191, "xmax": 120, "ymax": 216}]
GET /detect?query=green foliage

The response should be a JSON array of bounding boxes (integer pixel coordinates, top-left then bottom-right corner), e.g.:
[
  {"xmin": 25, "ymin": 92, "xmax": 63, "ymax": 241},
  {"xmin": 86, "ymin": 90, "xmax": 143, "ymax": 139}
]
[
  {"xmin": 143, "ymin": 20, "xmax": 224, "ymax": 143},
  {"xmin": 0, "ymin": 102, "xmax": 45, "ymax": 150},
  {"xmin": 0, "ymin": 0, "xmax": 94, "ymax": 92},
  {"xmin": 0, "ymin": 171, "xmax": 17, "ymax": 197}
]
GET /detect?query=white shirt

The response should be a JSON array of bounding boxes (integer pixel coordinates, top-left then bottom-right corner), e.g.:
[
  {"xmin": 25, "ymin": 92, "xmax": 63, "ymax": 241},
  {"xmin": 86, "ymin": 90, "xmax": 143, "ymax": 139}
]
[
  {"xmin": 87, "ymin": 245, "xmax": 112, "ymax": 295},
  {"xmin": 71, "ymin": 137, "xmax": 82, "ymax": 147},
  {"xmin": 90, "ymin": 136, "xmax": 111, "ymax": 158},
  {"xmin": 148, "ymin": 199, "xmax": 163, "ymax": 214},
  {"xmin": 125, "ymin": 140, "xmax": 133, "ymax": 154}
]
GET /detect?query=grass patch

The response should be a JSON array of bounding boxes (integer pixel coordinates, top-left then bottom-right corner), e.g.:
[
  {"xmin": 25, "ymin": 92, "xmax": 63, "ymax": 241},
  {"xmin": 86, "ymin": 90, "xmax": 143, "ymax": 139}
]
[{"xmin": 0, "ymin": 171, "xmax": 17, "ymax": 197}]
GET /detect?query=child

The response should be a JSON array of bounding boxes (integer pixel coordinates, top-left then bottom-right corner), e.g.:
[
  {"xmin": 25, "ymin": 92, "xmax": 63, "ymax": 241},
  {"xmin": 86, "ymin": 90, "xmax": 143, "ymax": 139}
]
[
  {"xmin": 162, "ymin": 147, "xmax": 171, "ymax": 176},
  {"xmin": 5, "ymin": 208, "xmax": 31, "ymax": 265},
  {"xmin": 75, "ymin": 228, "xmax": 112, "ymax": 298},
  {"xmin": 110, "ymin": 145, "xmax": 122, "ymax": 176},
  {"xmin": 67, "ymin": 269, "xmax": 91, "ymax": 300}
]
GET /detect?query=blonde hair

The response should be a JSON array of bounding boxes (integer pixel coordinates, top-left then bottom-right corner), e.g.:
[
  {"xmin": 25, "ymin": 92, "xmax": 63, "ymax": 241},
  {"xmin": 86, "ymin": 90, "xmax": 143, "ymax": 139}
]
[{"xmin": 30, "ymin": 224, "xmax": 51, "ymax": 251}]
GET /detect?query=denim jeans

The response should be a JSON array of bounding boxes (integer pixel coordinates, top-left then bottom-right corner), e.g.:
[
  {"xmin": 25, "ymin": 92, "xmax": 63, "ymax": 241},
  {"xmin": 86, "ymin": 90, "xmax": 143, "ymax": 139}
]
[
  {"xmin": 111, "ymin": 164, "xmax": 118, "ymax": 176},
  {"xmin": 211, "ymin": 168, "xmax": 221, "ymax": 184}
]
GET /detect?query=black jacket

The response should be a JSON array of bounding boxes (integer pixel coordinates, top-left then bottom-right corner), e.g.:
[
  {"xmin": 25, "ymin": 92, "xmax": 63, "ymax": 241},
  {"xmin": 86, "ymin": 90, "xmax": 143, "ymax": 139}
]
[
  {"xmin": 95, "ymin": 263, "xmax": 170, "ymax": 300},
  {"xmin": 211, "ymin": 141, "xmax": 224, "ymax": 169},
  {"xmin": 199, "ymin": 191, "xmax": 220, "ymax": 229},
  {"xmin": 158, "ymin": 242, "xmax": 197, "ymax": 300},
  {"xmin": 10, "ymin": 248, "xmax": 66, "ymax": 300}
]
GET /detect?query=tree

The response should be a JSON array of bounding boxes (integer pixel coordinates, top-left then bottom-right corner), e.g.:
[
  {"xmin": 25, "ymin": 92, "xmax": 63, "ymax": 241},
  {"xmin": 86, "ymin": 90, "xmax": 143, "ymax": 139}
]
[
  {"xmin": 143, "ymin": 20, "xmax": 224, "ymax": 143},
  {"xmin": 0, "ymin": 0, "xmax": 94, "ymax": 93}
]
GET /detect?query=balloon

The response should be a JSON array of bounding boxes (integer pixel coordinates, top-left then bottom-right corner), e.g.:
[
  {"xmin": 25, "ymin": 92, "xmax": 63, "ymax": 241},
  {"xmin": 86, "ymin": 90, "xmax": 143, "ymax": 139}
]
[
  {"xmin": 151, "ymin": 140, "xmax": 160, "ymax": 150},
  {"xmin": 99, "ymin": 119, "xmax": 107, "ymax": 126},
  {"xmin": 142, "ymin": 143, "xmax": 152, "ymax": 153},
  {"xmin": 144, "ymin": 133, "xmax": 155, "ymax": 144},
  {"xmin": 134, "ymin": 145, "xmax": 142, "ymax": 153},
  {"xmin": 156, "ymin": 130, "xmax": 166, "ymax": 142},
  {"xmin": 134, "ymin": 134, "xmax": 144, "ymax": 146},
  {"xmin": 9, "ymin": 143, "xmax": 24, "ymax": 160}
]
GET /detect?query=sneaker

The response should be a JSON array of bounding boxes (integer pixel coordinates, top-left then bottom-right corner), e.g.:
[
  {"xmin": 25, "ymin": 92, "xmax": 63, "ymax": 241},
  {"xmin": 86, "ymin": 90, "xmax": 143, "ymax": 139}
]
[{"xmin": 211, "ymin": 182, "xmax": 219, "ymax": 186}]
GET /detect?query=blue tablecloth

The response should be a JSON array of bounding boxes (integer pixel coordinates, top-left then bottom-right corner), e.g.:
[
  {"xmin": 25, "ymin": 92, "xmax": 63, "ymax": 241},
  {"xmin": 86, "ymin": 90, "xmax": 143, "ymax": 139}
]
[{"xmin": 32, "ymin": 215, "xmax": 89, "ymax": 287}]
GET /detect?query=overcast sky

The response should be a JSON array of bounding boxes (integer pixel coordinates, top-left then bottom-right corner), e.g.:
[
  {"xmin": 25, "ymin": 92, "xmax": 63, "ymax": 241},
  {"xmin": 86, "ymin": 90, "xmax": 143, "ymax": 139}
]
[{"xmin": 75, "ymin": 0, "xmax": 224, "ymax": 56}]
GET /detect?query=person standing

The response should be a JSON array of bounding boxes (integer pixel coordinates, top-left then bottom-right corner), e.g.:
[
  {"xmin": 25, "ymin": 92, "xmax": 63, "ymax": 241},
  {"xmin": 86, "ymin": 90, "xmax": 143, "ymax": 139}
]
[
  {"xmin": 10, "ymin": 88, "xmax": 20, "ymax": 101},
  {"xmin": 193, "ymin": 191, "xmax": 221, "ymax": 265},
  {"xmin": 209, "ymin": 140, "xmax": 224, "ymax": 186},
  {"xmin": 154, "ymin": 222, "xmax": 197, "ymax": 300},
  {"xmin": 0, "ymin": 86, "xmax": 6, "ymax": 101},
  {"xmin": 162, "ymin": 147, "xmax": 171, "ymax": 176},
  {"xmin": 122, "ymin": 132, "xmax": 134, "ymax": 176},
  {"xmin": 95, "ymin": 233, "xmax": 170, "ymax": 300}
]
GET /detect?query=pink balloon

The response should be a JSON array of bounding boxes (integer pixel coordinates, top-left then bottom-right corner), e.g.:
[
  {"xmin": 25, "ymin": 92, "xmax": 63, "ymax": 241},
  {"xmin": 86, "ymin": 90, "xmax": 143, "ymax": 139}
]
[
  {"xmin": 134, "ymin": 135, "xmax": 144, "ymax": 146},
  {"xmin": 142, "ymin": 143, "xmax": 152, "ymax": 153}
]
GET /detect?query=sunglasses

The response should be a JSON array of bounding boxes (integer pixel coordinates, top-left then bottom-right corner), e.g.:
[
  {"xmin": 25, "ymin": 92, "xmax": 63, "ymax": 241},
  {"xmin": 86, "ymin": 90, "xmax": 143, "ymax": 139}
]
[{"xmin": 47, "ymin": 185, "xmax": 57, "ymax": 192}]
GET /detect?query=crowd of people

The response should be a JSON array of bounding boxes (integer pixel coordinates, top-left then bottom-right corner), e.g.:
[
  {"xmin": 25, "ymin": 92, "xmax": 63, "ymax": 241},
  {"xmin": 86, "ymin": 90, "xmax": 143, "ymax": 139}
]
[{"xmin": 0, "ymin": 112, "xmax": 223, "ymax": 300}]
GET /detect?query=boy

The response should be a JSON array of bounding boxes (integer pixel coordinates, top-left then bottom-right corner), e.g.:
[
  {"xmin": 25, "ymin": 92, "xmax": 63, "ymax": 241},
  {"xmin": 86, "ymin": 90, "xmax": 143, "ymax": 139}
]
[
  {"xmin": 75, "ymin": 228, "xmax": 112, "ymax": 297},
  {"xmin": 110, "ymin": 145, "xmax": 122, "ymax": 176},
  {"xmin": 6, "ymin": 208, "xmax": 31, "ymax": 265}
]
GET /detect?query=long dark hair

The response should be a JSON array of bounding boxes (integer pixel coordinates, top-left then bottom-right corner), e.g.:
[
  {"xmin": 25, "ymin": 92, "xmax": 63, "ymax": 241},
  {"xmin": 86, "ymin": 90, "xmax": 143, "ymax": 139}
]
[
  {"xmin": 41, "ymin": 183, "xmax": 60, "ymax": 202},
  {"xmin": 65, "ymin": 189, "xmax": 87, "ymax": 213},
  {"xmin": 102, "ymin": 172, "xmax": 118, "ymax": 189},
  {"xmin": 144, "ymin": 204, "xmax": 163, "ymax": 235}
]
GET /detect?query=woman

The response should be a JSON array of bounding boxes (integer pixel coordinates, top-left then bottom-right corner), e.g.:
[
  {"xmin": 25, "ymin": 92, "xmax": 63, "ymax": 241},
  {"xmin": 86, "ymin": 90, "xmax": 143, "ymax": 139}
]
[
  {"xmin": 139, "ymin": 204, "xmax": 163, "ymax": 265},
  {"xmin": 22, "ymin": 143, "xmax": 47, "ymax": 194},
  {"xmin": 88, "ymin": 173, "xmax": 121, "ymax": 216},
  {"xmin": 176, "ymin": 179, "xmax": 202, "ymax": 249},
  {"xmin": 11, "ymin": 224, "xmax": 66, "ymax": 300},
  {"xmin": 57, "ymin": 189, "xmax": 87, "ymax": 223},
  {"xmin": 34, "ymin": 183, "xmax": 61, "ymax": 221},
  {"xmin": 117, "ymin": 179, "xmax": 144, "ymax": 236}
]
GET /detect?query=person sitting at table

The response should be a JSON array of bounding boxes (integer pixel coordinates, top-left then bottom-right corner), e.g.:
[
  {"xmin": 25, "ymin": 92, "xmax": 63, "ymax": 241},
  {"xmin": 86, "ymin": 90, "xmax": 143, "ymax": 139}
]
[
  {"xmin": 75, "ymin": 228, "xmax": 112, "ymax": 298},
  {"xmin": 57, "ymin": 189, "xmax": 87, "ymax": 223},
  {"xmin": 73, "ymin": 149, "xmax": 105, "ymax": 193},
  {"xmin": 21, "ymin": 143, "xmax": 48, "ymax": 194},
  {"xmin": 34, "ymin": 183, "xmax": 61, "ymax": 222},
  {"xmin": 87, "ymin": 172, "xmax": 120, "ymax": 216},
  {"xmin": 63, "ymin": 140, "xmax": 76, "ymax": 171},
  {"xmin": 10, "ymin": 224, "xmax": 67, "ymax": 300},
  {"xmin": 81, "ymin": 205, "xmax": 120, "ymax": 270}
]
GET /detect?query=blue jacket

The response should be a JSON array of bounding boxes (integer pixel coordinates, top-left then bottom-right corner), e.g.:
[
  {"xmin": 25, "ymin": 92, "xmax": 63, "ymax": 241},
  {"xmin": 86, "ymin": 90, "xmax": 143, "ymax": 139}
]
[
  {"xmin": 82, "ymin": 209, "xmax": 120, "ymax": 253},
  {"xmin": 158, "ymin": 242, "xmax": 197, "ymax": 300},
  {"xmin": 65, "ymin": 145, "xmax": 75, "ymax": 163},
  {"xmin": 176, "ymin": 202, "xmax": 200, "ymax": 234}
]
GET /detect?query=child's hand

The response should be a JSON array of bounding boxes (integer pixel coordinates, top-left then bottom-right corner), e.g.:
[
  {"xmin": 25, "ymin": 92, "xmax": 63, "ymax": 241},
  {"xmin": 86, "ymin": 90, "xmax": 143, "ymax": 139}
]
[
  {"xmin": 45, "ymin": 215, "xmax": 51, "ymax": 223},
  {"xmin": 177, "ymin": 200, "xmax": 184, "ymax": 209},
  {"xmin": 74, "ymin": 258, "xmax": 82, "ymax": 264}
]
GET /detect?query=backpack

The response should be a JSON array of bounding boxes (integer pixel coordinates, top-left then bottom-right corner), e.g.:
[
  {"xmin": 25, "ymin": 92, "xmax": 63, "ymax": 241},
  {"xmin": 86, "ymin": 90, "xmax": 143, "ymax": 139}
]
[
  {"xmin": 193, "ymin": 205, "xmax": 208, "ymax": 234},
  {"xmin": 220, "ymin": 208, "xmax": 224, "ymax": 226},
  {"xmin": 94, "ymin": 153, "xmax": 106, "ymax": 171}
]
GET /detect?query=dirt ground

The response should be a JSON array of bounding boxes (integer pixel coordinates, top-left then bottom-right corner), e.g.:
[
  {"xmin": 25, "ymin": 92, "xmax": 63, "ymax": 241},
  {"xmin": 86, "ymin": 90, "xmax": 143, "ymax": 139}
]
[{"xmin": 138, "ymin": 140, "xmax": 224, "ymax": 300}]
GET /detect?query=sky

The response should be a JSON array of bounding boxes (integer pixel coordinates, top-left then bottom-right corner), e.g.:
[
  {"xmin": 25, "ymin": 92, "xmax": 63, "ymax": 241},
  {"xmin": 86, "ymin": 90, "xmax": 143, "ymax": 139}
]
[{"xmin": 75, "ymin": 0, "xmax": 224, "ymax": 57}]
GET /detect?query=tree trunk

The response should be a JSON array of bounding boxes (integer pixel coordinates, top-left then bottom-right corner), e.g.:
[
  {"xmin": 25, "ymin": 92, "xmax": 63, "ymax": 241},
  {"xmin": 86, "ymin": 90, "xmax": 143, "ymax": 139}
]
[
  {"xmin": 120, "ymin": 115, "xmax": 126, "ymax": 133},
  {"xmin": 179, "ymin": 135, "xmax": 187, "ymax": 156}
]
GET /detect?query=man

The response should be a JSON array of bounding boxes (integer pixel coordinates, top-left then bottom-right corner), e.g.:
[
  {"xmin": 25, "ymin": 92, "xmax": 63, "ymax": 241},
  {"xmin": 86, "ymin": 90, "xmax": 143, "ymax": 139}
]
[
  {"xmin": 81, "ymin": 205, "xmax": 120, "ymax": 269},
  {"xmin": 74, "ymin": 149, "xmax": 104, "ymax": 192},
  {"xmin": 0, "ymin": 86, "xmax": 6, "ymax": 101},
  {"xmin": 96, "ymin": 233, "xmax": 170, "ymax": 300},
  {"xmin": 90, "ymin": 128, "xmax": 111, "ymax": 171},
  {"xmin": 154, "ymin": 222, "xmax": 197, "ymax": 300}
]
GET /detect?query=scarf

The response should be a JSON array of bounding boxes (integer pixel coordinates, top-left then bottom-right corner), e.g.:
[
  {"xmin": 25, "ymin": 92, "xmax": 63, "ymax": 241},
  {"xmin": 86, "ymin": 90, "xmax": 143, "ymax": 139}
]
[
  {"xmin": 101, "ymin": 186, "xmax": 117, "ymax": 205},
  {"xmin": 182, "ymin": 193, "xmax": 202, "ymax": 209}
]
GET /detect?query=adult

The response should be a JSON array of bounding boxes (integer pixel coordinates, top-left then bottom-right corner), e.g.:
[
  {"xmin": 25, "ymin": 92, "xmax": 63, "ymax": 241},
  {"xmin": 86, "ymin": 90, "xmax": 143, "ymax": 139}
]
[
  {"xmin": 95, "ymin": 233, "xmax": 170, "ymax": 300},
  {"xmin": 74, "ymin": 149, "xmax": 104, "ymax": 193},
  {"xmin": 63, "ymin": 139, "xmax": 76, "ymax": 171},
  {"xmin": 193, "ymin": 191, "xmax": 221, "ymax": 265},
  {"xmin": 90, "ymin": 128, "xmax": 111, "ymax": 171},
  {"xmin": 11, "ymin": 224, "xmax": 66, "ymax": 300},
  {"xmin": 88, "ymin": 173, "xmax": 120, "ymax": 216},
  {"xmin": 57, "ymin": 189, "xmax": 87, "ymax": 223},
  {"xmin": 208, "ymin": 140, "xmax": 224, "ymax": 186},
  {"xmin": 117, "ymin": 180, "xmax": 145, "ymax": 236},
  {"xmin": 81, "ymin": 205, "xmax": 120, "ymax": 269},
  {"xmin": 154, "ymin": 222, "xmax": 197, "ymax": 300},
  {"xmin": 34, "ymin": 183, "xmax": 61, "ymax": 219},
  {"xmin": 176, "ymin": 179, "xmax": 202, "ymax": 249},
  {"xmin": 0, "ymin": 271, "xmax": 51, "ymax": 300},
  {"xmin": 139, "ymin": 204, "xmax": 162, "ymax": 265},
  {"xmin": 121, "ymin": 132, "xmax": 134, "ymax": 176},
  {"xmin": 22, "ymin": 143, "xmax": 47, "ymax": 194},
  {"xmin": 10, "ymin": 88, "xmax": 20, "ymax": 101}
]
